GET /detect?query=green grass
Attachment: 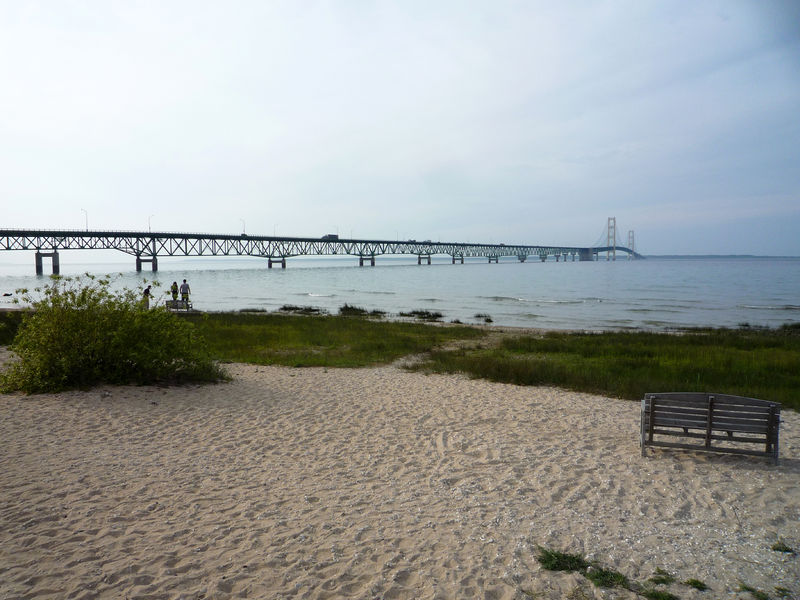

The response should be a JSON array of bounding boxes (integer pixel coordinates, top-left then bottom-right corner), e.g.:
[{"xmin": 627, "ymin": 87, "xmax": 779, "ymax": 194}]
[
  {"xmin": 535, "ymin": 548, "xmax": 590, "ymax": 572},
  {"xmin": 182, "ymin": 311, "xmax": 483, "ymax": 367},
  {"xmin": 648, "ymin": 568, "xmax": 676, "ymax": 586},
  {"xmin": 770, "ymin": 541, "xmax": 795, "ymax": 554},
  {"xmin": 684, "ymin": 578, "xmax": 709, "ymax": 591},
  {"xmin": 584, "ymin": 567, "xmax": 629, "ymax": 589},
  {"xmin": 411, "ymin": 325, "xmax": 800, "ymax": 410},
  {"xmin": 739, "ymin": 582, "xmax": 770, "ymax": 600},
  {"xmin": 4, "ymin": 306, "xmax": 799, "ymax": 411}
]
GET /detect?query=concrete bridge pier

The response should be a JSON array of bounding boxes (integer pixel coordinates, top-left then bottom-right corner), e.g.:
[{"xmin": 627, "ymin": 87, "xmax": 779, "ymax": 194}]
[
  {"xmin": 417, "ymin": 254, "xmax": 431, "ymax": 265},
  {"xmin": 540, "ymin": 255, "xmax": 547, "ymax": 262},
  {"xmin": 358, "ymin": 255, "xmax": 375, "ymax": 267},
  {"xmin": 135, "ymin": 255, "xmax": 158, "ymax": 272},
  {"xmin": 517, "ymin": 255, "xmax": 527, "ymax": 263},
  {"xmin": 578, "ymin": 248, "xmax": 594, "ymax": 261},
  {"xmin": 35, "ymin": 250, "xmax": 60, "ymax": 275},
  {"xmin": 488, "ymin": 256, "xmax": 499, "ymax": 263},
  {"xmin": 268, "ymin": 257, "xmax": 286, "ymax": 269},
  {"xmin": 451, "ymin": 255, "xmax": 464, "ymax": 264}
]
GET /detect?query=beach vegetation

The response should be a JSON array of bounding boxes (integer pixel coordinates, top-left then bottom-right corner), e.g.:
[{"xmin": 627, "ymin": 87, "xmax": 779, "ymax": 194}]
[
  {"xmin": 648, "ymin": 568, "xmax": 676, "ymax": 585},
  {"xmin": 0, "ymin": 275, "xmax": 226, "ymax": 393},
  {"xmin": 0, "ymin": 309, "xmax": 24, "ymax": 344},
  {"xmin": 411, "ymin": 326, "xmax": 800, "ymax": 409},
  {"xmin": 774, "ymin": 587, "xmax": 792, "ymax": 598},
  {"xmin": 584, "ymin": 567, "xmax": 629, "ymax": 589},
  {"xmin": 338, "ymin": 304, "xmax": 385, "ymax": 318},
  {"xmin": 280, "ymin": 305, "xmax": 327, "ymax": 315},
  {"xmin": 535, "ymin": 547, "xmax": 590, "ymax": 572},
  {"xmin": 182, "ymin": 311, "xmax": 483, "ymax": 367},
  {"xmin": 399, "ymin": 309, "xmax": 443, "ymax": 321},
  {"xmin": 738, "ymin": 582, "xmax": 770, "ymax": 600},
  {"xmin": 770, "ymin": 540, "xmax": 795, "ymax": 554},
  {"xmin": 683, "ymin": 578, "xmax": 709, "ymax": 591}
]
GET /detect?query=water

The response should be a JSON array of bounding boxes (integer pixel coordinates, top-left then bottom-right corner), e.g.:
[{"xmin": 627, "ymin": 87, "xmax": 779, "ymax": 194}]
[{"xmin": 1, "ymin": 254, "xmax": 799, "ymax": 331}]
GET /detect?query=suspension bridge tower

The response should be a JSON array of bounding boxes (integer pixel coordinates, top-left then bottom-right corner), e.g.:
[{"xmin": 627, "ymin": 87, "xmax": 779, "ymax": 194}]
[
  {"xmin": 607, "ymin": 216, "xmax": 616, "ymax": 261},
  {"xmin": 627, "ymin": 230, "xmax": 635, "ymax": 259}
]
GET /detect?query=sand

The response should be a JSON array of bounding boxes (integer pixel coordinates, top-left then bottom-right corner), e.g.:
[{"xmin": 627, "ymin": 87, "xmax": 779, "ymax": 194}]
[{"xmin": 0, "ymin": 359, "xmax": 798, "ymax": 600}]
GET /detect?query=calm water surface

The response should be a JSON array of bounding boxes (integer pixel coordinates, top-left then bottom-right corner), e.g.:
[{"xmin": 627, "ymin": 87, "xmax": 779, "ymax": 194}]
[{"xmin": 1, "ymin": 254, "xmax": 798, "ymax": 331}]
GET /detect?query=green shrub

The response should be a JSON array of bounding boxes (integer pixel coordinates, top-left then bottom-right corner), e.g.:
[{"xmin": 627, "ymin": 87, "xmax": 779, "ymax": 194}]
[{"xmin": 0, "ymin": 275, "xmax": 226, "ymax": 393}]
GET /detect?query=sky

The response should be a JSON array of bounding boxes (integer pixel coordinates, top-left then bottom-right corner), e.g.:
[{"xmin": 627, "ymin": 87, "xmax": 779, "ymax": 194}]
[{"xmin": 1, "ymin": 1, "xmax": 799, "ymax": 256}]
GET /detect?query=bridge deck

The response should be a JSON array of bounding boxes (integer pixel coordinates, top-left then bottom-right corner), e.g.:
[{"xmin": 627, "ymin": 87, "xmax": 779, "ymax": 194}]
[{"xmin": 0, "ymin": 229, "xmax": 641, "ymax": 272}]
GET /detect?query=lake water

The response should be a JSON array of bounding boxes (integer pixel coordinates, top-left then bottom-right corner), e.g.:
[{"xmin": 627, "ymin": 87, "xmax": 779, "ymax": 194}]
[{"xmin": 1, "ymin": 254, "xmax": 798, "ymax": 331}]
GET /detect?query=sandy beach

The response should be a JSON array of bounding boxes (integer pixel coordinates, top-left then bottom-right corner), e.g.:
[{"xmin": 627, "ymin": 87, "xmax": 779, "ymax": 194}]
[{"xmin": 1, "ymin": 357, "xmax": 798, "ymax": 599}]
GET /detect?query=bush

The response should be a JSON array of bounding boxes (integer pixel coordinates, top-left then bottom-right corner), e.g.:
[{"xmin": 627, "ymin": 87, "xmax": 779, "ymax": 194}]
[{"xmin": 0, "ymin": 275, "xmax": 226, "ymax": 393}]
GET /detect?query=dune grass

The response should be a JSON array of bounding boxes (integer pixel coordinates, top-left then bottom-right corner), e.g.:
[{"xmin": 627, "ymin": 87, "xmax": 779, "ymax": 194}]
[
  {"xmin": 182, "ymin": 311, "xmax": 484, "ymax": 367},
  {"xmin": 3, "ymin": 303, "xmax": 798, "ymax": 410},
  {"xmin": 411, "ymin": 324, "xmax": 800, "ymax": 410}
]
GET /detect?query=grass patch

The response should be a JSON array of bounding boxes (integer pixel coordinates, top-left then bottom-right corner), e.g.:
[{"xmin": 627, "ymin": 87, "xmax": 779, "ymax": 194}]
[
  {"xmin": 411, "ymin": 325, "xmax": 800, "ymax": 409},
  {"xmin": 399, "ymin": 309, "xmax": 443, "ymax": 321},
  {"xmin": 771, "ymin": 541, "xmax": 795, "ymax": 554},
  {"xmin": 535, "ymin": 547, "xmax": 590, "ymax": 572},
  {"xmin": 584, "ymin": 567, "xmax": 629, "ymax": 589},
  {"xmin": 775, "ymin": 587, "xmax": 793, "ymax": 598},
  {"xmin": 183, "ymin": 311, "xmax": 483, "ymax": 367},
  {"xmin": 648, "ymin": 568, "xmax": 676, "ymax": 586},
  {"xmin": 684, "ymin": 578, "xmax": 709, "ymax": 591},
  {"xmin": 279, "ymin": 305, "xmax": 326, "ymax": 315},
  {"xmin": 338, "ymin": 304, "xmax": 385, "ymax": 318},
  {"xmin": 739, "ymin": 582, "xmax": 770, "ymax": 600}
]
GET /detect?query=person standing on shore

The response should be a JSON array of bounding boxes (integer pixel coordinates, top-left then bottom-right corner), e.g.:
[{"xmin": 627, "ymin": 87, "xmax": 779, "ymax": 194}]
[
  {"xmin": 171, "ymin": 281, "xmax": 179, "ymax": 301},
  {"xmin": 142, "ymin": 285, "xmax": 152, "ymax": 309},
  {"xmin": 180, "ymin": 279, "xmax": 191, "ymax": 304}
]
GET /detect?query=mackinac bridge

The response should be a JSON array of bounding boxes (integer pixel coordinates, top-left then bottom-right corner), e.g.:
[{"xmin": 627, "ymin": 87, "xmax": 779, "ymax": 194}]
[{"xmin": 0, "ymin": 217, "xmax": 642, "ymax": 275}]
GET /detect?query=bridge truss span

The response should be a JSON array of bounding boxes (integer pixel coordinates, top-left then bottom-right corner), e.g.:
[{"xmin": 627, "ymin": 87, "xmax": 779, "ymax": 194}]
[{"xmin": 0, "ymin": 229, "xmax": 642, "ymax": 274}]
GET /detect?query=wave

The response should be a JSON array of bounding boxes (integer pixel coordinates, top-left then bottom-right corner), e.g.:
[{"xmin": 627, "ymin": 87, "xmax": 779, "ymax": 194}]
[
  {"xmin": 344, "ymin": 289, "xmax": 396, "ymax": 296},
  {"xmin": 479, "ymin": 295, "xmax": 586, "ymax": 305},
  {"xmin": 296, "ymin": 293, "xmax": 336, "ymax": 298},
  {"xmin": 740, "ymin": 304, "xmax": 800, "ymax": 311}
]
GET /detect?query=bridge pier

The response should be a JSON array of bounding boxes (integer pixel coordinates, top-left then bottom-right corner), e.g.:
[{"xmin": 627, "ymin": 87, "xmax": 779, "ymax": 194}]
[
  {"xmin": 359, "ymin": 255, "xmax": 375, "ymax": 267},
  {"xmin": 540, "ymin": 255, "xmax": 547, "ymax": 262},
  {"xmin": 488, "ymin": 256, "xmax": 499, "ymax": 263},
  {"xmin": 517, "ymin": 255, "xmax": 527, "ymax": 263},
  {"xmin": 135, "ymin": 256, "xmax": 158, "ymax": 272},
  {"xmin": 417, "ymin": 254, "xmax": 431, "ymax": 265},
  {"xmin": 268, "ymin": 257, "xmax": 286, "ymax": 269},
  {"xmin": 451, "ymin": 255, "xmax": 464, "ymax": 264},
  {"xmin": 35, "ymin": 250, "xmax": 60, "ymax": 275}
]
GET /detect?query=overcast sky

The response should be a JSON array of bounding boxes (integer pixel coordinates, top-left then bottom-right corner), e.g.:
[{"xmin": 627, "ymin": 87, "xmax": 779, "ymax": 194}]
[{"xmin": 1, "ymin": 1, "xmax": 798, "ymax": 255}]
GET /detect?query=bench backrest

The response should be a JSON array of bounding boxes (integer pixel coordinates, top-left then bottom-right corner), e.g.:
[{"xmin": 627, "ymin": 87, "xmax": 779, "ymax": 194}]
[
  {"xmin": 642, "ymin": 392, "xmax": 781, "ymax": 463},
  {"xmin": 644, "ymin": 392, "xmax": 779, "ymax": 434}
]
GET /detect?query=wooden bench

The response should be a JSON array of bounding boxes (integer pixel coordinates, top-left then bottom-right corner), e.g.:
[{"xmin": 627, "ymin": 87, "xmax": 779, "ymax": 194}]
[
  {"xmin": 641, "ymin": 392, "xmax": 781, "ymax": 464},
  {"xmin": 165, "ymin": 299, "xmax": 193, "ymax": 311}
]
